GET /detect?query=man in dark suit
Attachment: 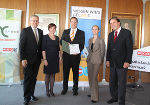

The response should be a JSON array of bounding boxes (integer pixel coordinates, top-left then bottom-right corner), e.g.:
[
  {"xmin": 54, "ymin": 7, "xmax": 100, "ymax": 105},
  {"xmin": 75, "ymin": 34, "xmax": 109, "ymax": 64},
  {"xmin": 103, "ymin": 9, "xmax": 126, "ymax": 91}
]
[
  {"xmin": 106, "ymin": 17, "xmax": 133, "ymax": 105},
  {"xmin": 19, "ymin": 15, "xmax": 43, "ymax": 105},
  {"xmin": 60, "ymin": 17, "xmax": 85, "ymax": 96}
]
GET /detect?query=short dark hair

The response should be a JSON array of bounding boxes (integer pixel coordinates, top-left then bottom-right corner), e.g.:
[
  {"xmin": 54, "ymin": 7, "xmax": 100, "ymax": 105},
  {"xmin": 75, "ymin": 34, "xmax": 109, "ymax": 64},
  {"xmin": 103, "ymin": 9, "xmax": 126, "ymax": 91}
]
[
  {"xmin": 109, "ymin": 16, "xmax": 120, "ymax": 24},
  {"xmin": 48, "ymin": 23, "xmax": 56, "ymax": 30},
  {"xmin": 70, "ymin": 17, "xmax": 78, "ymax": 22}
]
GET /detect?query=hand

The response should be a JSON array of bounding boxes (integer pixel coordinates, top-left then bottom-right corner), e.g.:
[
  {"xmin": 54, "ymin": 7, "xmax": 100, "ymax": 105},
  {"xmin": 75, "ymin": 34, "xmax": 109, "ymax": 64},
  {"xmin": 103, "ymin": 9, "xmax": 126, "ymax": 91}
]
[
  {"xmin": 22, "ymin": 60, "xmax": 27, "ymax": 67},
  {"xmin": 59, "ymin": 57, "xmax": 63, "ymax": 64},
  {"xmin": 44, "ymin": 60, "xmax": 48, "ymax": 66},
  {"xmin": 72, "ymin": 53, "xmax": 79, "ymax": 55},
  {"xmin": 106, "ymin": 61, "xmax": 110, "ymax": 68},
  {"xmin": 123, "ymin": 62, "xmax": 129, "ymax": 68}
]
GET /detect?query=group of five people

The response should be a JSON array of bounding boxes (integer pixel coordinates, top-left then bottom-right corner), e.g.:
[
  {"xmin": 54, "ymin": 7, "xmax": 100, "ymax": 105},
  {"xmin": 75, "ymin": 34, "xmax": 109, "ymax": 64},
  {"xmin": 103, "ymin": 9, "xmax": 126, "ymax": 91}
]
[{"xmin": 19, "ymin": 15, "xmax": 133, "ymax": 105}]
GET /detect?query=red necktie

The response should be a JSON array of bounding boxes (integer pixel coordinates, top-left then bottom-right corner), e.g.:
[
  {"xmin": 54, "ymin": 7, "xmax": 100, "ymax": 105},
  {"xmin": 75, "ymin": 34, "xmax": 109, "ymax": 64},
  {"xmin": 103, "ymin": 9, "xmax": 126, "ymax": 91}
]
[{"xmin": 114, "ymin": 31, "xmax": 118, "ymax": 42}]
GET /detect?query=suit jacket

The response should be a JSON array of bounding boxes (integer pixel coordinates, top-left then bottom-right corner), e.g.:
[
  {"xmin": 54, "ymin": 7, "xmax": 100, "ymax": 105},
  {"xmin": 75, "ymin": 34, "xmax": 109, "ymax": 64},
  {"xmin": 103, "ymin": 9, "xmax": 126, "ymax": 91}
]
[
  {"xmin": 60, "ymin": 28, "xmax": 85, "ymax": 53},
  {"xmin": 106, "ymin": 27, "xmax": 133, "ymax": 68},
  {"xmin": 87, "ymin": 37, "xmax": 105, "ymax": 64},
  {"xmin": 19, "ymin": 26, "xmax": 43, "ymax": 64}
]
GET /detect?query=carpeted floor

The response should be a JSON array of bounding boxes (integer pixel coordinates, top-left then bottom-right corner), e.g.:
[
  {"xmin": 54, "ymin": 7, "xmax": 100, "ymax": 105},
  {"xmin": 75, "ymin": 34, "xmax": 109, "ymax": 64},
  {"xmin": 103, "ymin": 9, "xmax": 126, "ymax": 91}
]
[{"xmin": 0, "ymin": 82, "xmax": 150, "ymax": 105}]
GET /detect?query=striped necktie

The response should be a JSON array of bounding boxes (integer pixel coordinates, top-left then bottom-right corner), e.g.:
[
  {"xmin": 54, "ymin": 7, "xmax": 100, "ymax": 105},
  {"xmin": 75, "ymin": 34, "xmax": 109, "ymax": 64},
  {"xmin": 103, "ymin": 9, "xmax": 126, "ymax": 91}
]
[{"xmin": 70, "ymin": 30, "xmax": 75, "ymax": 41}]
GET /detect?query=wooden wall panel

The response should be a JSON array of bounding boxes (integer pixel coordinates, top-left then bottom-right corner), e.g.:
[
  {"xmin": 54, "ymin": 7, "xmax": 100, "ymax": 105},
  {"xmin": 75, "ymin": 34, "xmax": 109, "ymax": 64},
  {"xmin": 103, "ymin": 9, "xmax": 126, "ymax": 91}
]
[
  {"xmin": 108, "ymin": 0, "xmax": 143, "ymax": 36},
  {"xmin": 29, "ymin": 0, "xmax": 66, "ymax": 81},
  {"xmin": 69, "ymin": 0, "xmax": 106, "ymax": 82},
  {"xmin": 141, "ymin": 1, "xmax": 150, "ymax": 83},
  {"xmin": 144, "ymin": 1, "xmax": 150, "ymax": 47},
  {"xmin": 108, "ymin": 0, "xmax": 143, "ymax": 34},
  {"xmin": 0, "ymin": 0, "xmax": 26, "ymax": 28},
  {"xmin": 105, "ymin": 0, "xmax": 143, "ymax": 82}
]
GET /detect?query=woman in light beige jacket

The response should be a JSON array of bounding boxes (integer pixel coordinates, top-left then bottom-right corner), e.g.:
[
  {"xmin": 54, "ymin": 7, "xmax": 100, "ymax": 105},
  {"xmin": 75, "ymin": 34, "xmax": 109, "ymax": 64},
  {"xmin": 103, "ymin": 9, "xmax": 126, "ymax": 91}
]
[{"xmin": 86, "ymin": 25, "xmax": 105, "ymax": 103}]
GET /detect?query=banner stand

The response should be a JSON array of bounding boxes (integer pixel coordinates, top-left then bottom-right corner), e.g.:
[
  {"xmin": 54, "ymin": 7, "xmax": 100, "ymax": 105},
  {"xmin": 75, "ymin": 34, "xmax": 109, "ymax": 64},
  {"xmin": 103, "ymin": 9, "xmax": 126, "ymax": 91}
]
[
  {"xmin": 0, "ymin": 8, "xmax": 22, "ymax": 85},
  {"xmin": 127, "ymin": 74, "xmax": 144, "ymax": 90}
]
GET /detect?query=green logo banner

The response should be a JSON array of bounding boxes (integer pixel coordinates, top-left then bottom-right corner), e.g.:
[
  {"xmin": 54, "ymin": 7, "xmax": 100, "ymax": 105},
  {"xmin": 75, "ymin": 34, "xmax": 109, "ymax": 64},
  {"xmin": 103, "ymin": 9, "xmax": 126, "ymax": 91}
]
[{"xmin": 0, "ymin": 8, "xmax": 22, "ymax": 85}]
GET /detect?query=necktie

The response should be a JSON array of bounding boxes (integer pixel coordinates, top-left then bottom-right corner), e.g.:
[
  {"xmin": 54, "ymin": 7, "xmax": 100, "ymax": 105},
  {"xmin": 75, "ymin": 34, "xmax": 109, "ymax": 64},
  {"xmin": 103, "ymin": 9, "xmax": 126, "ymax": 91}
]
[
  {"xmin": 34, "ymin": 29, "xmax": 38, "ymax": 43},
  {"xmin": 114, "ymin": 31, "xmax": 118, "ymax": 42},
  {"xmin": 70, "ymin": 30, "xmax": 75, "ymax": 41}
]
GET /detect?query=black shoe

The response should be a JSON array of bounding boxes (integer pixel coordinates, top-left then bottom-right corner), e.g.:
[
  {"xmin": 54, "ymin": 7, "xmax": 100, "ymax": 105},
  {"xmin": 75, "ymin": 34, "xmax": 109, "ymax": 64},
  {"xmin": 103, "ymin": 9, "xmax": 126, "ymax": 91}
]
[
  {"xmin": 23, "ymin": 101, "xmax": 29, "ymax": 105},
  {"xmin": 119, "ymin": 104, "xmax": 125, "ymax": 105},
  {"xmin": 31, "ymin": 96, "xmax": 38, "ymax": 101},
  {"xmin": 46, "ymin": 90, "xmax": 50, "ymax": 97},
  {"xmin": 50, "ymin": 91, "xmax": 55, "ymax": 96},
  {"xmin": 107, "ymin": 99, "xmax": 118, "ymax": 104},
  {"xmin": 73, "ymin": 91, "xmax": 78, "ymax": 96},
  {"xmin": 61, "ymin": 89, "xmax": 67, "ymax": 95},
  {"xmin": 119, "ymin": 101, "xmax": 125, "ymax": 105},
  {"xmin": 87, "ymin": 95, "xmax": 91, "ymax": 97},
  {"xmin": 46, "ymin": 93, "xmax": 50, "ymax": 97},
  {"xmin": 91, "ymin": 100, "xmax": 97, "ymax": 103}
]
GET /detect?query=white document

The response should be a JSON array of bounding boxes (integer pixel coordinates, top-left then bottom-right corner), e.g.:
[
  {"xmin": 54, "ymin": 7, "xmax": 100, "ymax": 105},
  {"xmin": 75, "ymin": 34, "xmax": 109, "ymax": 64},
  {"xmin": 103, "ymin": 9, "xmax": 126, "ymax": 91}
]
[{"xmin": 69, "ymin": 44, "xmax": 80, "ymax": 54}]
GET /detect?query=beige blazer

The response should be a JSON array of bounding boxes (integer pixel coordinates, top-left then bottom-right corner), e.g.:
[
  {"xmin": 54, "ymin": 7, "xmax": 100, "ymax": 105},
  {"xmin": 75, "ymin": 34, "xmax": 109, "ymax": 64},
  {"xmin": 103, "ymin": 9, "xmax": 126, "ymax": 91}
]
[{"xmin": 86, "ymin": 37, "xmax": 105, "ymax": 64}]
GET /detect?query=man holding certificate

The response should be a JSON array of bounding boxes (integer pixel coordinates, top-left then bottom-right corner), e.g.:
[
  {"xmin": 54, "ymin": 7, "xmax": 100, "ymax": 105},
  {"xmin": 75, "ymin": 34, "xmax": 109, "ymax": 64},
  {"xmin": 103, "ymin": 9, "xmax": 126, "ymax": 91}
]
[{"xmin": 60, "ymin": 17, "xmax": 85, "ymax": 96}]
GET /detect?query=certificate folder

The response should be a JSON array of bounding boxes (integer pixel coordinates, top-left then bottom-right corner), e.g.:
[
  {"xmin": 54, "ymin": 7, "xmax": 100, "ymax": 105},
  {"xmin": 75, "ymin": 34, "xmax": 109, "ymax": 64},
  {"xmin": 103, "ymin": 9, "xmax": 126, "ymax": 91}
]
[{"xmin": 62, "ymin": 40, "xmax": 80, "ymax": 55}]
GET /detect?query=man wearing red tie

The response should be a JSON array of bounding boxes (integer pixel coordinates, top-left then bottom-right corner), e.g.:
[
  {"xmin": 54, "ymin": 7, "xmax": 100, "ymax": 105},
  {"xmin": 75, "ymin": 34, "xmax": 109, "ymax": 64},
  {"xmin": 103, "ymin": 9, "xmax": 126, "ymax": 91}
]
[
  {"xmin": 106, "ymin": 17, "xmax": 133, "ymax": 105},
  {"xmin": 60, "ymin": 17, "xmax": 85, "ymax": 96}
]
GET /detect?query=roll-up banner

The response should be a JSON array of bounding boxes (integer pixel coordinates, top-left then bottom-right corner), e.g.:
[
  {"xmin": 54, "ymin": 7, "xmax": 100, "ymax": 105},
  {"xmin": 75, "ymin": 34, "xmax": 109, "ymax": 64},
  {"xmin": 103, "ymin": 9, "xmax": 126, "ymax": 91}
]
[
  {"xmin": 0, "ymin": 8, "xmax": 22, "ymax": 85},
  {"xmin": 69, "ymin": 6, "xmax": 102, "ymax": 87}
]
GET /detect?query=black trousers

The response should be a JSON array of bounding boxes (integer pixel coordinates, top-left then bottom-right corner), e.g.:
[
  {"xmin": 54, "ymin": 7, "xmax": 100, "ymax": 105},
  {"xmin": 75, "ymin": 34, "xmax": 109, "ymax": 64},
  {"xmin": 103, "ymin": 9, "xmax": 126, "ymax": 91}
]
[
  {"xmin": 23, "ymin": 59, "xmax": 41, "ymax": 101},
  {"xmin": 62, "ymin": 52, "xmax": 81, "ymax": 91},
  {"xmin": 109, "ymin": 67, "xmax": 128, "ymax": 105}
]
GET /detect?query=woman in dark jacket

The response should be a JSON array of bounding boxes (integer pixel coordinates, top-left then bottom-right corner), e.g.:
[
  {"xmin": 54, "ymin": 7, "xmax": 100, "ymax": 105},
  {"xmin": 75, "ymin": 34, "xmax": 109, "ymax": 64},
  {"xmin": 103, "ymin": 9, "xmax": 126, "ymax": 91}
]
[{"xmin": 42, "ymin": 23, "xmax": 62, "ymax": 97}]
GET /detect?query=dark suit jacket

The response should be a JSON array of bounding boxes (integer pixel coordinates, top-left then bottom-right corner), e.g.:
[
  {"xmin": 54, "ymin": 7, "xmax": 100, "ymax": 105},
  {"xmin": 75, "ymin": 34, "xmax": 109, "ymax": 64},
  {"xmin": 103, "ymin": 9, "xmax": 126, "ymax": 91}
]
[
  {"xmin": 60, "ymin": 28, "xmax": 85, "ymax": 53},
  {"xmin": 106, "ymin": 28, "xmax": 133, "ymax": 68},
  {"xmin": 19, "ymin": 26, "xmax": 43, "ymax": 64}
]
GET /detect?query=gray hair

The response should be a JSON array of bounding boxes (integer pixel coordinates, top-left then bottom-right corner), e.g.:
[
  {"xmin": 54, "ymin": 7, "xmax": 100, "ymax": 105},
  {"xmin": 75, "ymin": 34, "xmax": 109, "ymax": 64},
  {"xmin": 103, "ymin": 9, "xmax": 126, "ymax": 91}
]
[{"xmin": 30, "ymin": 15, "xmax": 39, "ymax": 20}]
